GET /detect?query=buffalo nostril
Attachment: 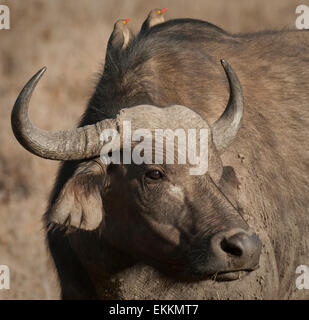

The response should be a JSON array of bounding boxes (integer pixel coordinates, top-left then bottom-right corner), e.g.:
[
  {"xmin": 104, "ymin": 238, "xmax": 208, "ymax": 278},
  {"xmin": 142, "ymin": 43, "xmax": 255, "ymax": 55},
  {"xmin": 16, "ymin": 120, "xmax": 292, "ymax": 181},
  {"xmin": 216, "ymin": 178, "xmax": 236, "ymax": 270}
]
[
  {"xmin": 191, "ymin": 230, "xmax": 262, "ymax": 276},
  {"xmin": 220, "ymin": 232, "xmax": 262, "ymax": 262},
  {"xmin": 220, "ymin": 235, "xmax": 243, "ymax": 257}
]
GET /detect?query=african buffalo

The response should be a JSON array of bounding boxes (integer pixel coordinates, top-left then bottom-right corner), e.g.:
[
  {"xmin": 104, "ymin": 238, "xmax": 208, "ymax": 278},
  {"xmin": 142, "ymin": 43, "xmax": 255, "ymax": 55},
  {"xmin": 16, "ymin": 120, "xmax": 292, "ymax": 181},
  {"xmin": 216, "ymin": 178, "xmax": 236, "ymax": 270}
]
[{"xmin": 11, "ymin": 15, "xmax": 309, "ymax": 299}]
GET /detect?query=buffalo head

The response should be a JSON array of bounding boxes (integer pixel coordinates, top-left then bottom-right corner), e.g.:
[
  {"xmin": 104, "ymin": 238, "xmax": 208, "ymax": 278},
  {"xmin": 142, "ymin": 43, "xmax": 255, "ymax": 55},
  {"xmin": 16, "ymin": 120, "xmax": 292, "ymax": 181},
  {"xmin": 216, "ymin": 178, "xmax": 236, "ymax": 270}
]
[{"xmin": 11, "ymin": 60, "xmax": 261, "ymax": 281}]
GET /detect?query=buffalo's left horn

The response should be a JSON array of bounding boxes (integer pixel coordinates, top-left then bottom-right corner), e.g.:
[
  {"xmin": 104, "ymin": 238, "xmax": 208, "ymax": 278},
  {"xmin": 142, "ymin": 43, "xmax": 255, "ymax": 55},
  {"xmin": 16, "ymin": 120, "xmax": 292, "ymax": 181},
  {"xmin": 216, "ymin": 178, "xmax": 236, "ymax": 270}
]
[
  {"xmin": 11, "ymin": 67, "xmax": 117, "ymax": 160},
  {"xmin": 211, "ymin": 59, "xmax": 244, "ymax": 153}
]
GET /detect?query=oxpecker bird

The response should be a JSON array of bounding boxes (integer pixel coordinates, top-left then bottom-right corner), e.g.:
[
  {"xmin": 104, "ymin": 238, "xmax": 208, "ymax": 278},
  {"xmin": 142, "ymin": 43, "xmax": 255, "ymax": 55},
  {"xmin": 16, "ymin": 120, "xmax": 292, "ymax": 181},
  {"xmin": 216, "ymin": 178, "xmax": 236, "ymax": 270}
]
[
  {"xmin": 107, "ymin": 18, "xmax": 133, "ymax": 54},
  {"xmin": 140, "ymin": 8, "xmax": 167, "ymax": 34}
]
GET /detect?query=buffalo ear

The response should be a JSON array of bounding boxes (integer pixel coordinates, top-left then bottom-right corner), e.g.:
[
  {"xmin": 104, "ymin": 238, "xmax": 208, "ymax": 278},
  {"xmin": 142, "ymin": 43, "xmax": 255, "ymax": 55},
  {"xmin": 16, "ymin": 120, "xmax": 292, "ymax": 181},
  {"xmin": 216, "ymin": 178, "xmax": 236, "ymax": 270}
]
[
  {"xmin": 220, "ymin": 166, "xmax": 241, "ymax": 189},
  {"xmin": 218, "ymin": 166, "xmax": 241, "ymax": 207},
  {"xmin": 47, "ymin": 162, "xmax": 105, "ymax": 231}
]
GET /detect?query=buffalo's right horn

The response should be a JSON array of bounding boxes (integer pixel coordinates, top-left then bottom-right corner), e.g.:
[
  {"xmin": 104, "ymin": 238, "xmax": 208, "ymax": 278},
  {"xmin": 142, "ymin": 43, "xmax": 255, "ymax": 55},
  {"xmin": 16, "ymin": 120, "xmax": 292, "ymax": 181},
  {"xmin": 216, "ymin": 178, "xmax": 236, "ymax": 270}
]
[{"xmin": 11, "ymin": 67, "xmax": 117, "ymax": 161}]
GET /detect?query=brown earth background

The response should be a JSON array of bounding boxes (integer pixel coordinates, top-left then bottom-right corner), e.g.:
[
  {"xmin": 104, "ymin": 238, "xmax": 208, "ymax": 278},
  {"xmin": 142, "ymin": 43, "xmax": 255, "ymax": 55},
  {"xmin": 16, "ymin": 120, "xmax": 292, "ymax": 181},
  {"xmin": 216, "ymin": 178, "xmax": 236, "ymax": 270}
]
[{"xmin": 0, "ymin": 0, "xmax": 305, "ymax": 299}]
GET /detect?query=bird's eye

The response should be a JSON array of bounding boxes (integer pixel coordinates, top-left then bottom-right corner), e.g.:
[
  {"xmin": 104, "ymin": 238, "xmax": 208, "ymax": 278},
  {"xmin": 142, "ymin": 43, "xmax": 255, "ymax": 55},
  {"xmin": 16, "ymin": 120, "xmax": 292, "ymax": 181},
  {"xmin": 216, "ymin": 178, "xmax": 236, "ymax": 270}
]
[
  {"xmin": 145, "ymin": 170, "xmax": 163, "ymax": 180},
  {"xmin": 157, "ymin": 10, "xmax": 161, "ymax": 14}
]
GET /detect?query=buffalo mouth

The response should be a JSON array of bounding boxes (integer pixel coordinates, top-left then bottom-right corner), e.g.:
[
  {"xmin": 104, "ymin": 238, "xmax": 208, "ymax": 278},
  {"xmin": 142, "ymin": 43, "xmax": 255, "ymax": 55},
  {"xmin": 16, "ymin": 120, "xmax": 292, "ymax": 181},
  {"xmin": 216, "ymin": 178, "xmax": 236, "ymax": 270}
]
[
  {"xmin": 188, "ymin": 265, "xmax": 260, "ymax": 282},
  {"xmin": 212, "ymin": 269, "xmax": 251, "ymax": 282},
  {"xmin": 144, "ymin": 259, "xmax": 260, "ymax": 283},
  {"xmin": 208, "ymin": 263, "xmax": 260, "ymax": 282}
]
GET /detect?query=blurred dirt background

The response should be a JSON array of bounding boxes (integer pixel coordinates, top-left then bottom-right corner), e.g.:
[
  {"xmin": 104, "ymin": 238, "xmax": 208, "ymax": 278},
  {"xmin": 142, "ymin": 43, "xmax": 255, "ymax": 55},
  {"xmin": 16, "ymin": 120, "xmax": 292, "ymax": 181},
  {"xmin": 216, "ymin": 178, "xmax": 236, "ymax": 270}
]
[{"xmin": 0, "ymin": 0, "xmax": 304, "ymax": 299}]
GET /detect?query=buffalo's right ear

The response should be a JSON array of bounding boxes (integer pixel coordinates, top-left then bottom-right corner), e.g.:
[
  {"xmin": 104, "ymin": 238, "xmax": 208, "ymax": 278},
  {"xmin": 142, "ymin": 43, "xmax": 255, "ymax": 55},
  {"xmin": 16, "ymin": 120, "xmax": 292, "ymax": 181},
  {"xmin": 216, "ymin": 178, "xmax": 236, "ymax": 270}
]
[{"xmin": 46, "ymin": 161, "xmax": 106, "ymax": 231}]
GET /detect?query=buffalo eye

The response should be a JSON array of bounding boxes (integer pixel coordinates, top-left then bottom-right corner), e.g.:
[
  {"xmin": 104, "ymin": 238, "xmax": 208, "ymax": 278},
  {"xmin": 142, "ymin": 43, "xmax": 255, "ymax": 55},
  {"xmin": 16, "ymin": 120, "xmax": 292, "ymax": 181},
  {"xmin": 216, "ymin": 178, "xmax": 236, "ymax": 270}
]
[{"xmin": 145, "ymin": 170, "xmax": 163, "ymax": 180}]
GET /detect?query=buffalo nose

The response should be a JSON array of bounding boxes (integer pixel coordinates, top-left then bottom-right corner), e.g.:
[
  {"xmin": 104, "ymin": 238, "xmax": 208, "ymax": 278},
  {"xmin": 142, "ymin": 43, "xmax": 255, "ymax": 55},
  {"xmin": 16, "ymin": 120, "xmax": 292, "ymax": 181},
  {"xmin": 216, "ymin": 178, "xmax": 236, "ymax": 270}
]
[
  {"xmin": 219, "ymin": 231, "xmax": 262, "ymax": 269},
  {"xmin": 191, "ymin": 229, "xmax": 262, "ymax": 278}
]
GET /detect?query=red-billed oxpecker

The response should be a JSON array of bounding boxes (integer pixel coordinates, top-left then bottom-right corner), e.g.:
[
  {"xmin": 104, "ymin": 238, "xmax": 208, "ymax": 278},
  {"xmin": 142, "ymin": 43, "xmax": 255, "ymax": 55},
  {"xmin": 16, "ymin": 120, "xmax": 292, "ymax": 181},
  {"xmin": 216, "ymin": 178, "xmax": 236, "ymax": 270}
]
[
  {"xmin": 140, "ymin": 8, "xmax": 167, "ymax": 34},
  {"xmin": 107, "ymin": 18, "xmax": 133, "ymax": 53}
]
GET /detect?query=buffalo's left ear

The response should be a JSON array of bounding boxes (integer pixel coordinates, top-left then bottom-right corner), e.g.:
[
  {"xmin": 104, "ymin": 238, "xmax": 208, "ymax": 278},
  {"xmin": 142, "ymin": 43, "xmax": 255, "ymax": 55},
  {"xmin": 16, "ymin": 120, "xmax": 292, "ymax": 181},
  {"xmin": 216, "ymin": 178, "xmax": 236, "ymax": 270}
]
[
  {"xmin": 218, "ymin": 166, "xmax": 241, "ymax": 207},
  {"xmin": 46, "ymin": 161, "xmax": 105, "ymax": 231}
]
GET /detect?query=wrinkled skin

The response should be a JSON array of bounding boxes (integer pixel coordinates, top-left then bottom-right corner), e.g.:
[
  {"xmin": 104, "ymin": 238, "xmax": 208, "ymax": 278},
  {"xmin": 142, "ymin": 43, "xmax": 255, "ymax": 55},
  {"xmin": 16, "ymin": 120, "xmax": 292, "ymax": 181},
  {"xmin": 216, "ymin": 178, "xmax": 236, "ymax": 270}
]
[
  {"xmin": 49, "ymin": 155, "xmax": 278, "ymax": 299},
  {"xmin": 38, "ymin": 19, "xmax": 309, "ymax": 299}
]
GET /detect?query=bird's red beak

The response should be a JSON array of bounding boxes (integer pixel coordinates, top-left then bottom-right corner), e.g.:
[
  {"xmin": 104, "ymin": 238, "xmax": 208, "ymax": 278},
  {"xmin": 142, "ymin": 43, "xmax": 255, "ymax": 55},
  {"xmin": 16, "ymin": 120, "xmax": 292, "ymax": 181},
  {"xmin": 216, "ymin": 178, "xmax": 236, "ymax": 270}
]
[
  {"xmin": 161, "ymin": 8, "xmax": 167, "ymax": 13},
  {"xmin": 124, "ymin": 18, "xmax": 130, "ymax": 24}
]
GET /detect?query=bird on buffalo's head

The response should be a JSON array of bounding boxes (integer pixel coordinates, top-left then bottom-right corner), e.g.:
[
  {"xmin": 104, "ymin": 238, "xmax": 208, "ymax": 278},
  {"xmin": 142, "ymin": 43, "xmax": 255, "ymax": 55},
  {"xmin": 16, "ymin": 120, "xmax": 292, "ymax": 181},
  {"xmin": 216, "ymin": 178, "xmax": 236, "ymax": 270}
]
[
  {"xmin": 107, "ymin": 18, "xmax": 133, "ymax": 54},
  {"xmin": 140, "ymin": 8, "xmax": 167, "ymax": 34}
]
